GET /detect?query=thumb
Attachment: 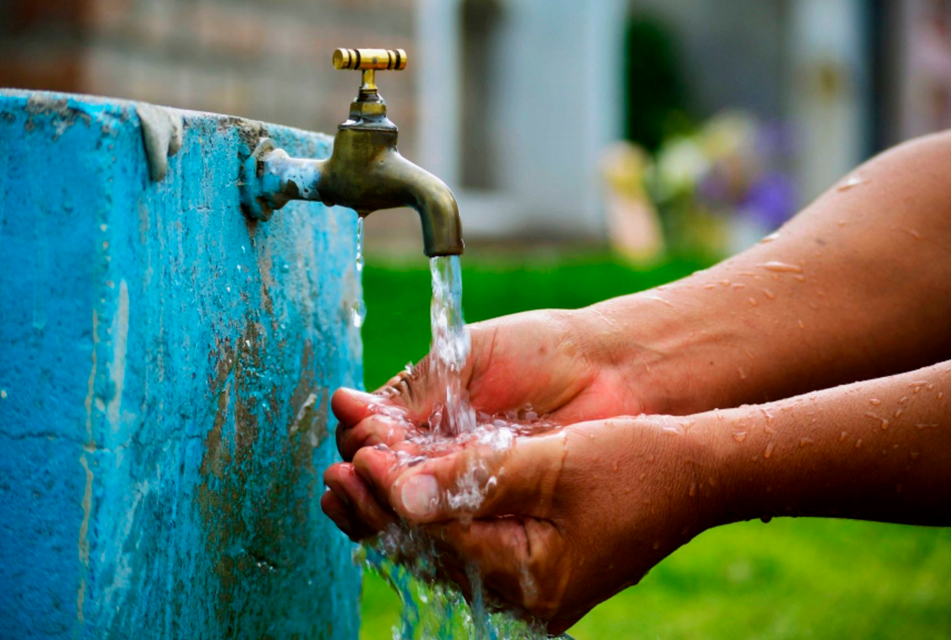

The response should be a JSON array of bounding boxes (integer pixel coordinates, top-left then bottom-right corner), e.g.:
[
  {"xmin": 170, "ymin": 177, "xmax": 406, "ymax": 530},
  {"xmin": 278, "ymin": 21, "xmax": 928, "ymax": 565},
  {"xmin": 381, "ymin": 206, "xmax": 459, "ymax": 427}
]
[{"xmin": 352, "ymin": 429, "xmax": 568, "ymax": 525}]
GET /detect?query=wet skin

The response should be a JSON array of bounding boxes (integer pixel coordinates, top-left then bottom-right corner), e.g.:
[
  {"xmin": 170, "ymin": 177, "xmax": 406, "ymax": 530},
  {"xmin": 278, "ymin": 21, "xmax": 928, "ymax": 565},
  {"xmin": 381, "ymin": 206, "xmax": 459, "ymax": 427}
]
[{"xmin": 322, "ymin": 131, "xmax": 951, "ymax": 633}]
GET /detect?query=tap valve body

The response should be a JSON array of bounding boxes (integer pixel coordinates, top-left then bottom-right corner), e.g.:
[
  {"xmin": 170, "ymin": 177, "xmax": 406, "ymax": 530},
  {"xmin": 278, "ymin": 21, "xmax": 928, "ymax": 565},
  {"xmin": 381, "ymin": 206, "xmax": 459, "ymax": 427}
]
[{"xmin": 240, "ymin": 48, "xmax": 463, "ymax": 258}]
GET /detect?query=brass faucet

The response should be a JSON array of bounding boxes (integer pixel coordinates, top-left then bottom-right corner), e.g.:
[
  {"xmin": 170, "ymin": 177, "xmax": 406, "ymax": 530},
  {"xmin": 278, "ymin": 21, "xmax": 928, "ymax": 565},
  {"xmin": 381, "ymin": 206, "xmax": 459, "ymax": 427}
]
[{"xmin": 240, "ymin": 48, "xmax": 464, "ymax": 257}]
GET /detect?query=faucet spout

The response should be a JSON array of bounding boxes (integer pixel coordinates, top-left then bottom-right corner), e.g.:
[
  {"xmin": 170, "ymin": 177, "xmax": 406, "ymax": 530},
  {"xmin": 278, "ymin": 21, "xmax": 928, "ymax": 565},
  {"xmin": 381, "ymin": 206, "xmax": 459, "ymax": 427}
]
[
  {"xmin": 239, "ymin": 47, "xmax": 464, "ymax": 258},
  {"xmin": 241, "ymin": 131, "xmax": 463, "ymax": 257},
  {"xmin": 353, "ymin": 149, "xmax": 463, "ymax": 258}
]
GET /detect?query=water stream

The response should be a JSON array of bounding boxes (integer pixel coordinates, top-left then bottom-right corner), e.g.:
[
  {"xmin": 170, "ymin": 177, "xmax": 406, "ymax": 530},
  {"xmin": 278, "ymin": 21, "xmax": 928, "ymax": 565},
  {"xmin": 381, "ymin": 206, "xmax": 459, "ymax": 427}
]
[
  {"xmin": 354, "ymin": 250, "xmax": 567, "ymax": 639},
  {"xmin": 351, "ymin": 217, "xmax": 367, "ymax": 329}
]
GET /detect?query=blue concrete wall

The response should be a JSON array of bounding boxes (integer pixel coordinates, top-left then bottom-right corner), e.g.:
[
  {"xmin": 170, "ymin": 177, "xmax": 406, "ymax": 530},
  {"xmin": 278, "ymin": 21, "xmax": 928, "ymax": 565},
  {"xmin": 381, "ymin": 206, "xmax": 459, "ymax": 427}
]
[{"xmin": 0, "ymin": 90, "xmax": 362, "ymax": 639}]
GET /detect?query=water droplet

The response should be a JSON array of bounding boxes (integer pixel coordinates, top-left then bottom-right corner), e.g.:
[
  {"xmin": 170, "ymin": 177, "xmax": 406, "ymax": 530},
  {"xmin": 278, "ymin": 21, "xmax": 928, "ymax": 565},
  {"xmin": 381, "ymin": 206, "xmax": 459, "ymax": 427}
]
[
  {"xmin": 748, "ymin": 297, "xmax": 758, "ymax": 307},
  {"xmin": 898, "ymin": 395, "xmax": 908, "ymax": 405},
  {"xmin": 894, "ymin": 408, "xmax": 904, "ymax": 419},
  {"xmin": 855, "ymin": 439, "xmax": 863, "ymax": 449},
  {"xmin": 761, "ymin": 261, "xmax": 803, "ymax": 274},
  {"xmin": 794, "ymin": 274, "xmax": 806, "ymax": 283},
  {"xmin": 226, "ymin": 286, "xmax": 231, "ymax": 293},
  {"xmin": 761, "ymin": 231, "xmax": 781, "ymax": 243},
  {"xmin": 689, "ymin": 483, "xmax": 697, "ymax": 497},
  {"xmin": 837, "ymin": 174, "xmax": 867, "ymax": 191},
  {"xmin": 799, "ymin": 437, "xmax": 815, "ymax": 447},
  {"xmin": 763, "ymin": 443, "xmax": 774, "ymax": 459},
  {"xmin": 645, "ymin": 295, "xmax": 675, "ymax": 307},
  {"xmin": 798, "ymin": 318, "xmax": 806, "ymax": 330},
  {"xmin": 0, "ymin": 390, "xmax": 6, "ymax": 399},
  {"xmin": 738, "ymin": 367, "xmax": 747, "ymax": 380},
  {"xmin": 939, "ymin": 392, "xmax": 945, "ymax": 400},
  {"xmin": 732, "ymin": 283, "xmax": 747, "ymax": 290},
  {"xmin": 351, "ymin": 300, "xmax": 367, "ymax": 328},
  {"xmin": 869, "ymin": 398, "xmax": 881, "ymax": 406},
  {"xmin": 720, "ymin": 279, "xmax": 731, "ymax": 286},
  {"xmin": 763, "ymin": 288, "xmax": 776, "ymax": 300},
  {"xmin": 703, "ymin": 283, "xmax": 716, "ymax": 290},
  {"xmin": 838, "ymin": 431, "xmax": 848, "ymax": 442},
  {"xmin": 236, "ymin": 264, "xmax": 242, "ymax": 272},
  {"xmin": 732, "ymin": 431, "xmax": 748, "ymax": 443}
]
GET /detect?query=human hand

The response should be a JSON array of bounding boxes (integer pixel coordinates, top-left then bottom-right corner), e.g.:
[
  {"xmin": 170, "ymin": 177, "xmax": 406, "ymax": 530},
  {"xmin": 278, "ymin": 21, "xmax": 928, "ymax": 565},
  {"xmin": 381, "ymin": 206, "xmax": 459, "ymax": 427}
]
[
  {"xmin": 333, "ymin": 308, "xmax": 648, "ymax": 463},
  {"xmin": 326, "ymin": 413, "xmax": 723, "ymax": 635}
]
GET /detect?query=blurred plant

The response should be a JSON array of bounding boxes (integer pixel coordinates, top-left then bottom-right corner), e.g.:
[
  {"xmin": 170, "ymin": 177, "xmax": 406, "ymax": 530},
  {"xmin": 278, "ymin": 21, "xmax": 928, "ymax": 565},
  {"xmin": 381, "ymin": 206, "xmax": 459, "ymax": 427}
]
[
  {"xmin": 600, "ymin": 142, "xmax": 664, "ymax": 264},
  {"xmin": 603, "ymin": 110, "xmax": 798, "ymax": 259}
]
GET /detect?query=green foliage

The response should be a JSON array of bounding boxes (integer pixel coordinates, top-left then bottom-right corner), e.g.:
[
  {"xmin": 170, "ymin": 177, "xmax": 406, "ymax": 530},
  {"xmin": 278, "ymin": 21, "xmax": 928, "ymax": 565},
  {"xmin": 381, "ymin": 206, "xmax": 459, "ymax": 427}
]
[{"xmin": 358, "ymin": 252, "xmax": 951, "ymax": 638}]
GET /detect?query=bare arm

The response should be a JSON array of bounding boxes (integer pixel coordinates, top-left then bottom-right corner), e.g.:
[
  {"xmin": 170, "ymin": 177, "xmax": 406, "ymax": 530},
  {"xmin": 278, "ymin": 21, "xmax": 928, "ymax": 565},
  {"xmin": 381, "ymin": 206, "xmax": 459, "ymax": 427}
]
[
  {"xmin": 586, "ymin": 131, "xmax": 951, "ymax": 414},
  {"xmin": 711, "ymin": 360, "xmax": 951, "ymax": 527}
]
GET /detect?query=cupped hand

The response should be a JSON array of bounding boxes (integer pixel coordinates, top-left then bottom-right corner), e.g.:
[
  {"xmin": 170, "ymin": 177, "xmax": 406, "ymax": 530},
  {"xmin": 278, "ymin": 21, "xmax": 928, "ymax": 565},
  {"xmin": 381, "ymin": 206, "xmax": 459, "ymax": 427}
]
[
  {"xmin": 332, "ymin": 308, "xmax": 648, "ymax": 464},
  {"xmin": 327, "ymin": 413, "xmax": 724, "ymax": 634}
]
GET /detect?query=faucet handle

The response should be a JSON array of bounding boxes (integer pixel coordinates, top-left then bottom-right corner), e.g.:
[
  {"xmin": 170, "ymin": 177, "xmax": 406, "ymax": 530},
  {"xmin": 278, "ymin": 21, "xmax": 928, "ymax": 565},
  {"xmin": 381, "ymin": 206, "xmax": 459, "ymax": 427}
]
[
  {"xmin": 333, "ymin": 48, "xmax": 407, "ymax": 119},
  {"xmin": 332, "ymin": 48, "xmax": 407, "ymax": 71}
]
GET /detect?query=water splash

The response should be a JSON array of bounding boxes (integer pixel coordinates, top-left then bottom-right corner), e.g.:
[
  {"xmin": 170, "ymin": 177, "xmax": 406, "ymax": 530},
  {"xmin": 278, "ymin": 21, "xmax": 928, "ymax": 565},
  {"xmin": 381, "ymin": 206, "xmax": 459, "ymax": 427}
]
[{"xmin": 358, "ymin": 255, "xmax": 568, "ymax": 639}]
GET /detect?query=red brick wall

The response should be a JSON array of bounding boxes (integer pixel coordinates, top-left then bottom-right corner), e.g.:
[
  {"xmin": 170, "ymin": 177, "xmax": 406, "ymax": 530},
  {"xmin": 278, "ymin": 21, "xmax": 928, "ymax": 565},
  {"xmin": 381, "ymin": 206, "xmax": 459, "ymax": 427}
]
[
  {"xmin": 0, "ymin": 0, "xmax": 88, "ymax": 93},
  {"xmin": 0, "ymin": 0, "xmax": 420, "ymax": 149}
]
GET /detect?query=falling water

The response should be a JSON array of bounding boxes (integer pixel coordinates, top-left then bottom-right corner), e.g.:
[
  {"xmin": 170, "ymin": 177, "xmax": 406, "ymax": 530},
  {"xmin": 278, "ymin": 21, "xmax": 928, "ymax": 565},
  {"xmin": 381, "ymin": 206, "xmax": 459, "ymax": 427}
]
[
  {"xmin": 358, "ymin": 254, "xmax": 567, "ymax": 639},
  {"xmin": 428, "ymin": 256, "xmax": 477, "ymax": 436},
  {"xmin": 351, "ymin": 217, "xmax": 367, "ymax": 329}
]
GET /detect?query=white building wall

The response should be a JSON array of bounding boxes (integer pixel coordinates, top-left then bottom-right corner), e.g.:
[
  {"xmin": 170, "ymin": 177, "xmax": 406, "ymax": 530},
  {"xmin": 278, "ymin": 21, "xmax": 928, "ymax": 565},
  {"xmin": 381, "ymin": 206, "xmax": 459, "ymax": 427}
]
[
  {"xmin": 787, "ymin": 0, "xmax": 871, "ymax": 201},
  {"xmin": 417, "ymin": 0, "xmax": 627, "ymax": 240}
]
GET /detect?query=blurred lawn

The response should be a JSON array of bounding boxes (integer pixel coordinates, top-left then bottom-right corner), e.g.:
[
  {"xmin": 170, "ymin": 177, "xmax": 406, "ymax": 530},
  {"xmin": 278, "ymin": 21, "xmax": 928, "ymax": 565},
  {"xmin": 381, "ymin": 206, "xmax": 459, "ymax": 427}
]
[{"xmin": 358, "ymin": 251, "xmax": 951, "ymax": 639}]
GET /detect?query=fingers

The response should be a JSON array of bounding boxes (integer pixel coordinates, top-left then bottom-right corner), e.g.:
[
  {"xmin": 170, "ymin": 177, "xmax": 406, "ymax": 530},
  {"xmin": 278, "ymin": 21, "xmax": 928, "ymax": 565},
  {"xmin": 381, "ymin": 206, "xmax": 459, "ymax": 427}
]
[
  {"xmin": 352, "ymin": 430, "xmax": 567, "ymax": 525},
  {"xmin": 429, "ymin": 517, "xmax": 570, "ymax": 620},
  {"xmin": 337, "ymin": 413, "xmax": 411, "ymax": 462},
  {"xmin": 331, "ymin": 387, "xmax": 380, "ymax": 427},
  {"xmin": 323, "ymin": 462, "xmax": 396, "ymax": 540}
]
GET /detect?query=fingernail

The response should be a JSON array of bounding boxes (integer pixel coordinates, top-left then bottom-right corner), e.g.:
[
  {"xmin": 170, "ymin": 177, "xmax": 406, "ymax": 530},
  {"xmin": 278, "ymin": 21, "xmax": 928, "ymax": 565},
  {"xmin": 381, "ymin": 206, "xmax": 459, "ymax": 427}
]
[{"xmin": 400, "ymin": 475, "xmax": 439, "ymax": 518}]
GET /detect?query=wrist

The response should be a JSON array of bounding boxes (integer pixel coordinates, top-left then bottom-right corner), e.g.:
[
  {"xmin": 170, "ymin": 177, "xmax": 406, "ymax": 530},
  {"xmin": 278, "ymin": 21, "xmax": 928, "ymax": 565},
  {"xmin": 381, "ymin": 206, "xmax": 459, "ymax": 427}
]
[{"xmin": 582, "ymin": 292, "xmax": 752, "ymax": 415}]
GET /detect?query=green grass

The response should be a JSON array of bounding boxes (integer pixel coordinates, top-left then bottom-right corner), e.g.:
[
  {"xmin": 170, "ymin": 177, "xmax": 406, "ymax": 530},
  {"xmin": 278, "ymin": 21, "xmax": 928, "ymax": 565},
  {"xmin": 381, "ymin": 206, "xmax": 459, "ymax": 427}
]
[{"xmin": 357, "ymin": 250, "xmax": 951, "ymax": 639}]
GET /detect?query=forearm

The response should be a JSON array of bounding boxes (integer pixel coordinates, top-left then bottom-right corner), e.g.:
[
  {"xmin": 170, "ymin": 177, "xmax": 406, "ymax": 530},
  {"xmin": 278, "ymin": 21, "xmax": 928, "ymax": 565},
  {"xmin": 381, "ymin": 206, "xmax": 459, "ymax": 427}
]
[
  {"xmin": 587, "ymin": 131, "xmax": 951, "ymax": 414},
  {"xmin": 707, "ymin": 360, "xmax": 951, "ymax": 527}
]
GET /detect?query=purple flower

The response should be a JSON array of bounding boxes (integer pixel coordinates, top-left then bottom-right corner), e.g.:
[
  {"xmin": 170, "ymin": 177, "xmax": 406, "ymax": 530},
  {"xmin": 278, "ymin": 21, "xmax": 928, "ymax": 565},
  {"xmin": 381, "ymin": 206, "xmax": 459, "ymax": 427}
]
[{"xmin": 743, "ymin": 172, "xmax": 796, "ymax": 228}]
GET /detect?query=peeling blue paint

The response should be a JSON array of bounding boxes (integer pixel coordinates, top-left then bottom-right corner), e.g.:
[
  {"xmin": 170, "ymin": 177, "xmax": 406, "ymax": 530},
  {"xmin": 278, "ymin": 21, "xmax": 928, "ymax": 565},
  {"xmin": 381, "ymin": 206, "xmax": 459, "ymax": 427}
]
[{"xmin": 0, "ymin": 90, "xmax": 362, "ymax": 639}]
